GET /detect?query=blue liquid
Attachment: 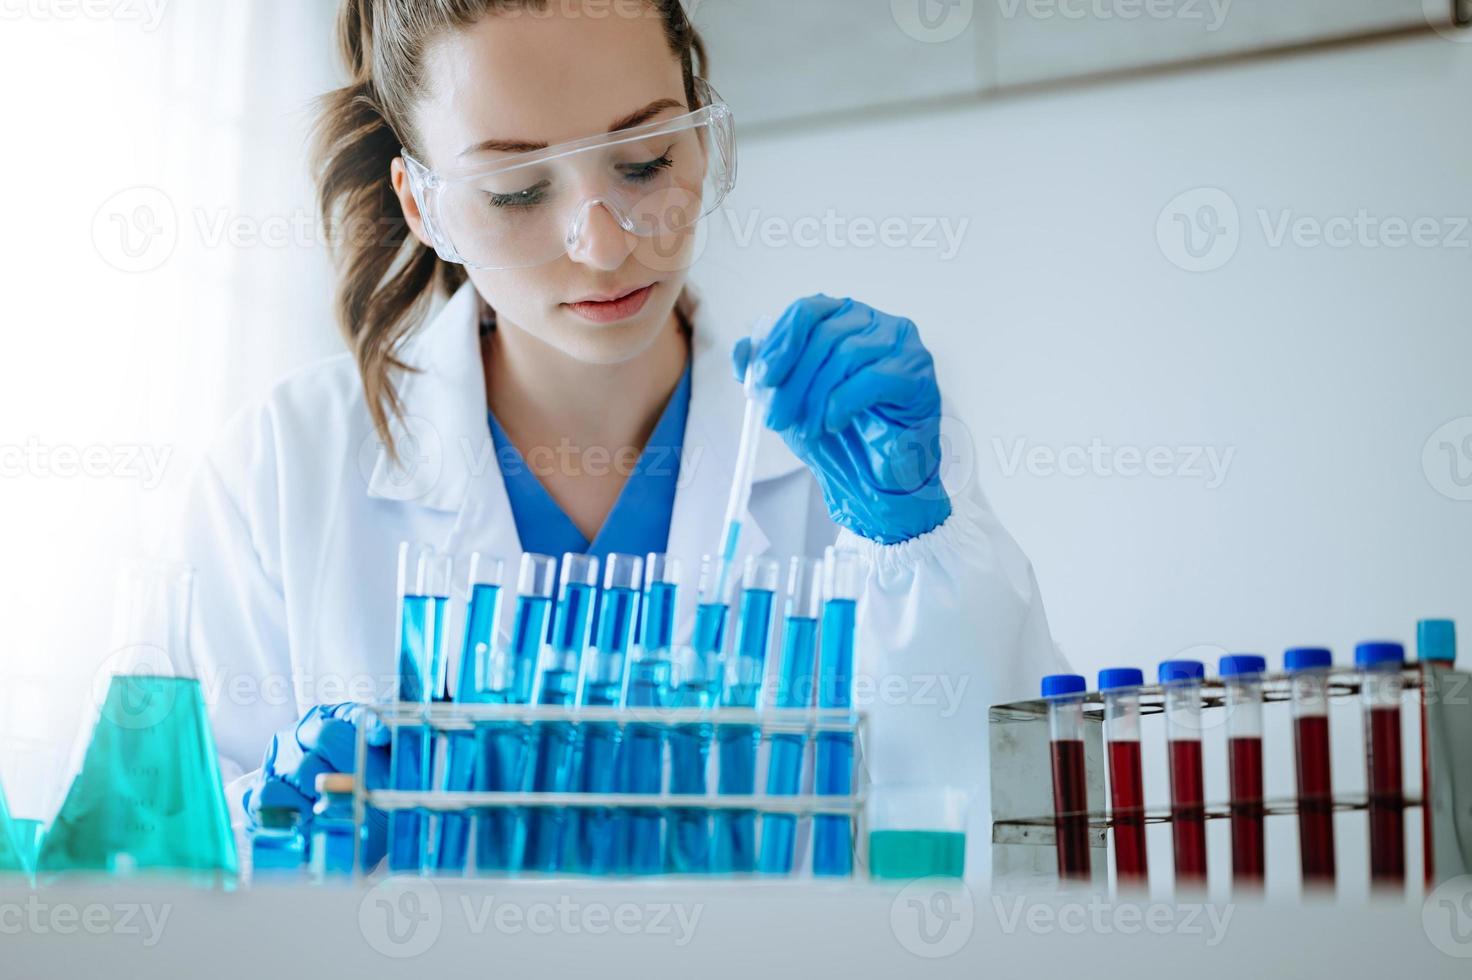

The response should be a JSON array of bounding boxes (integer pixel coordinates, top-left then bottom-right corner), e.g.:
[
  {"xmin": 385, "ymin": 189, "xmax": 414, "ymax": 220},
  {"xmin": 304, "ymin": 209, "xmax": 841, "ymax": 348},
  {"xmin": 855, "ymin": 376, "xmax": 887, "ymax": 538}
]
[
  {"xmin": 473, "ymin": 712, "xmax": 531, "ymax": 874},
  {"xmin": 310, "ymin": 796, "xmax": 357, "ymax": 880},
  {"xmin": 641, "ymin": 581, "xmax": 678, "ymax": 652},
  {"xmin": 620, "ymin": 657, "xmax": 672, "ymax": 874},
  {"xmin": 251, "ymin": 827, "xmax": 305, "ymax": 877},
  {"xmin": 435, "ymin": 583, "xmax": 502, "ymax": 873},
  {"xmin": 714, "ymin": 588, "xmax": 775, "ymax": 873},
  {"xmin": 813, "ymin": 598, "xmax": 857, "ymax": 877},
  {"xmin": 526, "ymin": 667, "xmax": 579, "ymax": 872},
  {"xmin": 389, "ymin": 594, "xmax": 445, "ymax": 873},
  {"xmin": 694, "ymin": 601, "xmax": 729, "ymax": 657},
  {"xmin": 668, "ymin": 602, "xmax": 727, "ymax": 874},
  {"xmin": 760, "ymin": 616, "xmax": 818, "ymax": 874},
  {"xmin": 550, "ymin": 582, "xmax": 596, "ymax": 658},
  {"xmin": 510, "ymin": 594, "xmax": 552, "ymax": 703}
]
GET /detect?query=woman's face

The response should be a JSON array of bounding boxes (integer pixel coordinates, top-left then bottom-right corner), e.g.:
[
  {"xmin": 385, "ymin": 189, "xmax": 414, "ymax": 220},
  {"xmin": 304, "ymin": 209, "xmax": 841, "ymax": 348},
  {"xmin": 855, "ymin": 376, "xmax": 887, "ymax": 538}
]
[{"xmin": 395, "ymin": 4, "xmax": 697, "ymax": 365}]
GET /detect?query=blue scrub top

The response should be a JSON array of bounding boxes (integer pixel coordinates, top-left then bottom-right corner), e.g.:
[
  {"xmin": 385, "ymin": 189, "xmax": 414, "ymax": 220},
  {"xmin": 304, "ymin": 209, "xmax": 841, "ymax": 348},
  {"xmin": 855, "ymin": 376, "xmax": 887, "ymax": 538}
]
[{"xmin": 488, "ymin": 362, "xmax": 693, "ymax": 565}]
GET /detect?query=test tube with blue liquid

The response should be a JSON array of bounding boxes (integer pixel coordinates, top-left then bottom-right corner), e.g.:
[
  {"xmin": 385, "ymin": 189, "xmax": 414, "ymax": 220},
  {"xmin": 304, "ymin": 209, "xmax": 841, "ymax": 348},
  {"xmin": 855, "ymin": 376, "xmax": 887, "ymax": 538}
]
[
  {"xmin": 474, "ymin": 553, "xmax": 556, "ymax": 873},
  {"xmin": 668, "ymin": 555, "xmax": 732, "ymax": 873},
  {"xmin": 525, "ymin": 553, "xmax": 600, "ymax": 872},
  {"xmin": 389, "ymin": 543, "xmax": 452, "ymax": 873},
  {"xmin": 619, "ymin": 553, "xmax": 681, "ymax": 874},
  {"xmin": 758, "ymin": 556, "xmax": 822, "ymax": 875},
  {"xmin": 713, "ymin": 556, "xmax": 780, "ymax": 873},
  {"xmin": 433, "ymin": 553, "xmax": 504, "ymax": 873},
  {"xmin": 813, "ymin": 547, "xmax": 861, "ymax": 877},
  {"xmin": 568, "ymin": 553, "xmax": 643, "ymax": 874}
]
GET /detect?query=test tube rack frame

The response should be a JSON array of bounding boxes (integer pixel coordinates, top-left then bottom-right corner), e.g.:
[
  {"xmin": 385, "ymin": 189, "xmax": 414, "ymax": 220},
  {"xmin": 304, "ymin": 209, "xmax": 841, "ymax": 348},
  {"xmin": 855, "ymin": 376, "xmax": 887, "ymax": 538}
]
[
  {"xmin": 350, "ymin": 702, "xmax": 870, "ymax": 878},
  {"xmin": 987, "ymin": 666, "xmax": 1472, "ymax": 889}
]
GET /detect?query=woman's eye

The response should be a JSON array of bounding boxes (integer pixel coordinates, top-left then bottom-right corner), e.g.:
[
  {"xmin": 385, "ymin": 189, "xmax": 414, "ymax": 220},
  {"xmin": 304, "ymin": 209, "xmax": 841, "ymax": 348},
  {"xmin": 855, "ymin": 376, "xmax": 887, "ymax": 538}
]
[
  {"xmin": 621, "ymin": 155, "xmax": 675, "ymax": 183},
  {"xmin": 487, "ymin": 181, "xmax": 549, "ymax": 209}
]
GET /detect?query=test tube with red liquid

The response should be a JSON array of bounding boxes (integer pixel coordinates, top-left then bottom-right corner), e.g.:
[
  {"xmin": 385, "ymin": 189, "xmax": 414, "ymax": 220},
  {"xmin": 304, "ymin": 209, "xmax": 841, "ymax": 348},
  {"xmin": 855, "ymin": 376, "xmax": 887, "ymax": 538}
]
[
  {"xmin": 1043, "ymin": 674, "xmax": 1091, "ymax": 882},
  {"xmin": 1099, "ymin": 668, "xmax": 1148, "ymax": 889},
  {"xmin": 1220, "ymin": 655, "xmax": 1266, "ymax": 889},
  {"xmin": 1416, "ymin": 620, "xmax": 1456, "ymax": 886},
  {"xmin": 1284, "ymin": 647, "xmax": 1336, "ymax": 890},
  {"xmin": 1159, "ymin": 660, "xmax": 1207, "ymax": 888},
  {"xmin": 1356, "ymin": 641, "xmax": 1406, "ymax": 889}
]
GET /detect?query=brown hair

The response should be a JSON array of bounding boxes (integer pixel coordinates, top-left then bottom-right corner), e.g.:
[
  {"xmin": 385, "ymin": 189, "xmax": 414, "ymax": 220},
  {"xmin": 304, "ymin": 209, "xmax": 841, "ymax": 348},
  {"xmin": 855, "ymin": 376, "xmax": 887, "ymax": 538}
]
[{"xmin": 311, "ymin": 0, "xmax": 708, "ymax": 455}]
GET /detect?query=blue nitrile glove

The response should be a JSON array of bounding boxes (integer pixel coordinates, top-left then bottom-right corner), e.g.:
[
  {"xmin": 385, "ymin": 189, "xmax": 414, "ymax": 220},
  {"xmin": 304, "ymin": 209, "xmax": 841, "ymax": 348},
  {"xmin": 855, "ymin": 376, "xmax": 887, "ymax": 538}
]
[
  {"xmin": 732, "ymin": 294, "xmax": 953, "ymax": 544},
  {"xmin": 242, "ymin": 702, "xmax": 395, "ymax": 868}
]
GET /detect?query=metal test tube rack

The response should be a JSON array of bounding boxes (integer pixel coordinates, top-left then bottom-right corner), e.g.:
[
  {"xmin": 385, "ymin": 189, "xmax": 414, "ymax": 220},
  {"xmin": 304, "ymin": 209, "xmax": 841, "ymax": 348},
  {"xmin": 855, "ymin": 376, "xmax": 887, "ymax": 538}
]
[
  {"xmin": 349, "ymin": 703, "xmax": 870, "ymax": 877},
  {"xmin": 988, "ymin": 667, "xmax": 1472, "ymax": 888}
]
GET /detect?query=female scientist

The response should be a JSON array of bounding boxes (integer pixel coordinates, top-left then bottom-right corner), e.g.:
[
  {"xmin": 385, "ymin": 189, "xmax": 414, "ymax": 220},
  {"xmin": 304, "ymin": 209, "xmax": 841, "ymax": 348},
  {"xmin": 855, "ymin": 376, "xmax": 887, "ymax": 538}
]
[{"xmin": 175, "ymin": 0, "xmax": 1063, "ymax": 877}]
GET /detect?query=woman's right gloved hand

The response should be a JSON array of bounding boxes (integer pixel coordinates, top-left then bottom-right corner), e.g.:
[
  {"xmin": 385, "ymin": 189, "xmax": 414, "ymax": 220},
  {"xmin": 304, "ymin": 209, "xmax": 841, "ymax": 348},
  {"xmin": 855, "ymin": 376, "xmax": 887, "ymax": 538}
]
[{"xmin": 242, "ymin": 702, "xmax": 394, "ymax": 867}]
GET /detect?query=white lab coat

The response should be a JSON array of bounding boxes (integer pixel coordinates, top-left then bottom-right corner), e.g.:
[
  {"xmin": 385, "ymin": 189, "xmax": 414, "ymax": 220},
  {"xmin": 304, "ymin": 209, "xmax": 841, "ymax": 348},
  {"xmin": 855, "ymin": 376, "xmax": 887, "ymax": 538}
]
[{"xmin": 172, "ymin": 281, "xmax": 1066, "ymax": 882}]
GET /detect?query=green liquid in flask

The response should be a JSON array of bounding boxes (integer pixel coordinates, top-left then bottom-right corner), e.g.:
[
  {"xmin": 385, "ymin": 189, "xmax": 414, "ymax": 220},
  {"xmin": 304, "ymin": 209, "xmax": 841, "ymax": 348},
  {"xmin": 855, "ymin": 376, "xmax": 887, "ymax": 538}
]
[
  {"xmin": 868, "ymin": 830, "xmax": 966, "ymax": 880},
  {"xmin": 38, "ymin": 675, "xmax": 237, "ymax": 879},
  {"xmin": 0, "ymin": 779, "xmax": 31, "ymax": 878}
]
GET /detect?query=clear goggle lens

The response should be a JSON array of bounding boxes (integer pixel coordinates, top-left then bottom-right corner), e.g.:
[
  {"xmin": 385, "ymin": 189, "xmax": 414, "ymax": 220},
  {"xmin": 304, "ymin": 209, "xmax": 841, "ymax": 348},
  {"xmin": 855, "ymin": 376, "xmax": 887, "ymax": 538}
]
[{"xmin": 405, "ymin": 80, "xmax": 735, "ymax": 272}]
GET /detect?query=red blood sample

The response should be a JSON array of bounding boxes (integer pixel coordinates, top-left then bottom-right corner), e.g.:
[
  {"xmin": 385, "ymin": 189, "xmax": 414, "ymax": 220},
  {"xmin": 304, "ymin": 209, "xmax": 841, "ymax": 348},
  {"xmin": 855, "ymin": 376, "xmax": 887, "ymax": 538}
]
[
  {"xmin": 1228, "ymin": 736, "xmax": 1265, "ymax": 885},
  {"xmin": 1366, "ymin": 706, "xmax": 1405, "ymax": 886},
  {"xmin": 1168, "ymin": 739, "xmax": 1206, "ymax": 884},
  {"xmin": 1293, "ymin": 714, "xmax": 1337, "ymax": 886},
  {"xmin": 1050, "ymin": 738, "xmax": 1091, "ymax": 880},
  {"xmin": 1107, "ymin": 740, "xmax": 1148, "ymax": 885}
]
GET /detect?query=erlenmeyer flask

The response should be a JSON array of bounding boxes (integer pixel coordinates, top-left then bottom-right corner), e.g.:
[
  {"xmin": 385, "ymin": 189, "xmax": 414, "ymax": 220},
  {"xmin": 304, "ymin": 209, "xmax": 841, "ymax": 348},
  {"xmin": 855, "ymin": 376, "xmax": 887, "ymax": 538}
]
[
  {"xmin": 37, "ymin": 560, "xmax": 238, "ymax": 880},
  {"xmin": 0, "ymin": 777, "xmax": 29, "ymax": 879}
]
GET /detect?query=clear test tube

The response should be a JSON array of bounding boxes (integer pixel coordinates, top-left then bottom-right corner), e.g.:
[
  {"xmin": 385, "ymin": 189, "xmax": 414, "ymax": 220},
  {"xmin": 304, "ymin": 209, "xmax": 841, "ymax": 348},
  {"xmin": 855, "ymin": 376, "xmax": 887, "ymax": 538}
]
[
  {"xmin": 1043, "ymin": 674, "xmax": 1091, "ymax": 882},
  {"xmin": 1159, "ymin": 659, "xmax": 1207, "ymax": 888},
  {"xmin": 812, "ymin": 548, "xmax": 862, "ymax": 877},
  {"xmin": 759, "ymin": 556, "xmax": 823, "ymax": 875},
  {"xmin": 620, "ymin": 554, "xmax": 682, "ymax": 875},
  {"xmin": 714, "ymin": 556, "xmax": 781, "ymax": 873},
  {"xmin": 1220, "ymin": 655, "xmax": 1266, "ymax": 889},
  {"xmin": 435, "ymin": 553, "xmax": 506, "ymax": 872},
  {"xmin": 1284, "ymin": 647, "xmax": 1336, "ymax": 889},
  {"xmin": 508, "ymin": 554, "xmax": 558, "ymax": 704},
  {"xmin": 1357, "ymin": 641, "xmax": 1406, "ymax": 889},
  {"xmin": 1417, "ymin": 619, "xmax": 1455, "ymax": 885},
  {"xmin": 525, "ymin": 553, "xmax": 600, "ymax": 873},
  {"xmin": 570, "ymin": 553, "xmax": 643, "ymax": 875},
  {"xmin": 1098, "ymin": 668, "xmax": 1147, "ymax": 888},
  {"xmin": 668, "ymin": 555, "xmax": 732, "ymax": 874},
  {"xmin": 389, "ymin": 543, "xmax": 452, "ymax": 874}
]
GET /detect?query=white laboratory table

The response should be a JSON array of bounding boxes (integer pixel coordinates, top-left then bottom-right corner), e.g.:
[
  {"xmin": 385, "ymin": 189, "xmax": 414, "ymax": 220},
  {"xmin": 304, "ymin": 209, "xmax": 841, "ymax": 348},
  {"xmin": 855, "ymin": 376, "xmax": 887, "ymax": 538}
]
[{"xmin": 1, "ymin": 877, "xmax": 1467, "ymax": 979}]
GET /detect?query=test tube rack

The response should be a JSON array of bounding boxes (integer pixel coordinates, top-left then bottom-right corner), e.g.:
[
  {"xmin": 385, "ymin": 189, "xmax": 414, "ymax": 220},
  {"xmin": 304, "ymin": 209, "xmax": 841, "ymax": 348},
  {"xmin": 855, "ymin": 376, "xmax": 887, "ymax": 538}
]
[
  {"xmin": 988, "ymin": 666, "xmax": 1472, "ymax": 891},
  {"xmin": 350, "ymin": 701, "xmax": 869, "ymax": 878}
]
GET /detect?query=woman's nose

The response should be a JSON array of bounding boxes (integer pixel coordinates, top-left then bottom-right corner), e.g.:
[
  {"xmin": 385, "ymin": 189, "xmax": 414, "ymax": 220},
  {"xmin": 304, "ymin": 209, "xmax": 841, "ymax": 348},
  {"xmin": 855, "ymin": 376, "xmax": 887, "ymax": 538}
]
[{"xmin": 565, "ymin": 199, "xmax": 638, "ymax": 271}]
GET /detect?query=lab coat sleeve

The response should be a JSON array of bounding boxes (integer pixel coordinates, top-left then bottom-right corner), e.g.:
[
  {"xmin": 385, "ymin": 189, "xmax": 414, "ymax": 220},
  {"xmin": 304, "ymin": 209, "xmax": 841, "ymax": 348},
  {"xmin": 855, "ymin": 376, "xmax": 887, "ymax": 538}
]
[
  {"xmin": 832, "ymin": 482, "xmax": 1069, "ymax": 884},
  {"xmin": 168, "ymin": 407, "xmax": 297, "ymax": 826}
]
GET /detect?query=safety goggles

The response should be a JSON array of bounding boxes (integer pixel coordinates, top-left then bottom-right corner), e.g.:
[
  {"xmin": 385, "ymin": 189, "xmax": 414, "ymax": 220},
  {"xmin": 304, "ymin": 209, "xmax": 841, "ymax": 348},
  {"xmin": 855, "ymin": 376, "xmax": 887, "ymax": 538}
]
[{"xmin": 402, "ymin": 79, "xmax": 736, "ymax": 271}]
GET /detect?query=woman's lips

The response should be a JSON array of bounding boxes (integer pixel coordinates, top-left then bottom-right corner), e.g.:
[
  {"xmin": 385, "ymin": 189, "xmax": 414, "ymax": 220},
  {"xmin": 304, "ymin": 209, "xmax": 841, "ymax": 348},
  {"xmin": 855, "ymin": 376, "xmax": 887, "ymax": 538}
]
[{"xmin": 564, "ymin": 283, "xmax": 655, "ymax": 324}]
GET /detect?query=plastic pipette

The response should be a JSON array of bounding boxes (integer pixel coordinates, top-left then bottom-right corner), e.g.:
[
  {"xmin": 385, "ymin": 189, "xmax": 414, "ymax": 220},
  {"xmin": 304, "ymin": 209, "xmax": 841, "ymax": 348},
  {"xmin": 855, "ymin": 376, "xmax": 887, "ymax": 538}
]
[{"xmin": 707, "ymin": 315, "xmax": 776, "ymax": 609}]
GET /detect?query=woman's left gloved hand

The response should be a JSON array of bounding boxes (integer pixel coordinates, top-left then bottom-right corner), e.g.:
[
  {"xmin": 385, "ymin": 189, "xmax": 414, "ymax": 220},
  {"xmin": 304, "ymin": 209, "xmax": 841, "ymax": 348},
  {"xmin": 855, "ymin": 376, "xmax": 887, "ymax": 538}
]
[{"xmin": 732, "ymin": 294, "xmax": 953, "ymax": 545}]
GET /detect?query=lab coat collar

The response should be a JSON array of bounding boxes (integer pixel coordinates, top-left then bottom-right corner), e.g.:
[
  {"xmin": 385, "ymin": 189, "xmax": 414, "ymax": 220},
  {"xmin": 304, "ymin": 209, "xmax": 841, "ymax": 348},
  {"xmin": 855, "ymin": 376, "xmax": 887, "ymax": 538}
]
[{"xmin": 365, "ymin": 281, "xmax": 804, "ymax": 570}]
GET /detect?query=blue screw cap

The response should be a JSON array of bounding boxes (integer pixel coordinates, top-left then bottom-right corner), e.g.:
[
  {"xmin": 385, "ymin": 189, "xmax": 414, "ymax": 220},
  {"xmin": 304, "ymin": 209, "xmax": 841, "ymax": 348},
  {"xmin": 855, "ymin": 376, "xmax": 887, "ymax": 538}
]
[
  {"xmin": 1098, "ymin": 668, "xmax": 1145, "ymax": 691},
  {"xmin": 1418, "ymin": 620, "xmax": 1456, "ymax": 665},
  {"xmin": 1284, "ymin": 647, "xmax": 1333, "ymax": 672},
  {"xmin": 1355, "ymin": 642, "xmax": 1405, "ymax": 669},
  {"xmin": 1041, "ymin": 674, "xmax": 1087, "ymax": 699},
  {"xmin": 1158, "ymin": 660, "xmax": 1205, "ymax": 684},
  {"xmin": 1219, "ymin": 654, "xmax": 1267, "ymax": 678}
]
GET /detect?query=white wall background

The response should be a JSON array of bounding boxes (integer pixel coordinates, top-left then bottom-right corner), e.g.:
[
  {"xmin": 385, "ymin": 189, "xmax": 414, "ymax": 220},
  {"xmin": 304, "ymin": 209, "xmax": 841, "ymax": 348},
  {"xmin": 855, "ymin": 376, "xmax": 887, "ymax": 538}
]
[{"xmin": 1, "ymin": 3, "xmax": 1468, "ymax": 890}]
